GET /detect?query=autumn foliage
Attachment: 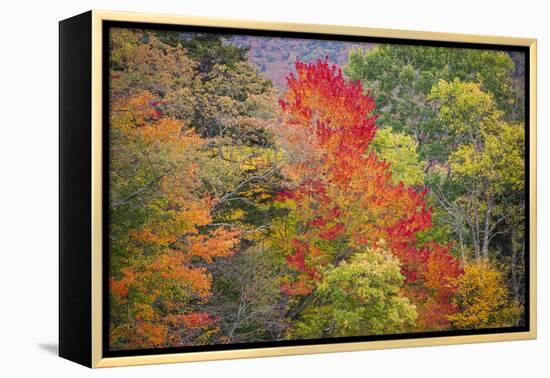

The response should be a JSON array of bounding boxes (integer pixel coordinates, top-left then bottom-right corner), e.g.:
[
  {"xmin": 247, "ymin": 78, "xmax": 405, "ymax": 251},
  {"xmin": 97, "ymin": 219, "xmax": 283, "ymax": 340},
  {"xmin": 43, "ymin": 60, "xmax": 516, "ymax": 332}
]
[
  {"xmin": 109, "ymin": 92, "xmax": 241, "ymax": 348},
  {"xmin": 276, "ymin": 59, "xmax": 462, "ymax": 329},
  {"xmin": 447, "ymin": 260, "xmax": 523, "ymax": 329},
  {"xmin": 107, "ymin": 29, "xmax": 524, "ymax": 351}
]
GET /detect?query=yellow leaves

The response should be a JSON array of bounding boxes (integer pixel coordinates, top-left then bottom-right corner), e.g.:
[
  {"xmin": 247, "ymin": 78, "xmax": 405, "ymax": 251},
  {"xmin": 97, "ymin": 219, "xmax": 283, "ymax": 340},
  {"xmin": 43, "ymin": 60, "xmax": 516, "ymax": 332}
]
[
  {"xmin": 429, "ymin": 79, "xmax": 502, "ymax": 137},
  {"xmin": 110, "ymin": 29, "xmax": 289, "ymax": 351},
  {"xmin": 483, "ymin": 121, "xmax": 525, "ymax": 191},
  {"xmin": 137, "ymin": 118, "xmax": 183, "ymax": 144},
  {"xmin": 450, "ymin": 119, "xmax": 525, "ymax": 194},
  {"xmin": 128, "ymin": 196, "xmax": 241, "ymax": 267},
  {"xmin": 239, "ymin": 153, "xmax": 270, "ymax": 172},
  {"xmin": 292, "ymin": 244, "xmax": 417, "ymax": 337},
  {"xmin": 134, "ymin": 302, "xmax": 156, "ymax": 321},
  {"xmin": 128, "ymin": 197, "xmax": 212, "ymax": 246},
  {"xmin": 225, "ymin": 208, "xmax": 246, "ymax": 221},
  {"xmin": 153, "ymin": 253, "xmax": 212, "ymax": 300},
  {"xmin": 115, "ymin": 93, "xmax": 203, "ymax": 155},
  {"xmin": 447, "ymin": 260, "xmax": 522, "ymax": 329},
  {"xmin": 129, "ymin": 228, "xmax": 176, "ymax": 246},
  {"xmin": 433, "ymin": 78, "xmax": 526, "ymax": 197},
  {"xmin": 110, "ymin": 28, "xmax": 197, "ymax": 97},
  {"xmin": 173, "ymin": 201, "xmax": 212, "ymax": 230},
  {"xmin": 109, "ymin": 86, "xmax": 242, "ymax": 345}
]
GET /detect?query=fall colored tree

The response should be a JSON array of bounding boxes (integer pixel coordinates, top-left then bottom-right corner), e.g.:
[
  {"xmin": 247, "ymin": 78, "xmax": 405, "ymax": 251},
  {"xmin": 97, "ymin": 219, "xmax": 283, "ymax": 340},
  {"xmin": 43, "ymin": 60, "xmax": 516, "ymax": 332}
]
[
  {"xmin": 369, "ymin": 127, "xmax": 426, "ymax": 186},
  {"xmin": 108, "ymin": 27, "xmax": 283, "ymax": 349},
  {"xmin": 106, "ymin": 28, "xmax": 526, "ymax": 349},
  {"xmin": 346, "ymin": 44, "xmax": 526, "ymax": 312},
  {"xmin": 447, "ymin": 260, "xmax": 522, "ymax": 329},
  {"xmin": 274, "ymin": 58, "xmax": 463, "ymax": 331},
  {"xmin": 109, "ymin": 92, "xmax": 242, "ymax": 349}
]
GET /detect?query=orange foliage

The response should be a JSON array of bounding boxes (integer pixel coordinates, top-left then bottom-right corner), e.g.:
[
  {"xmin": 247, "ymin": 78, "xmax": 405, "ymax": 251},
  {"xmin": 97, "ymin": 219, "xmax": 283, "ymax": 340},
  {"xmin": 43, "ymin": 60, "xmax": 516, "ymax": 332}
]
[
  {"xmin": 281, "ymin": 281, "xmax": 316, "ymax": 296},
  {"xmin": 187, "ymin": 227, "xmax": 242, "ymax": 264},
  {"xmin": 111, "ymin": 91, "xmax": 161, "ymax": 132},
  {"xmin": 181, "ymin": 312, "xmax": 219, "ymax": 329},
  {"xmin": 134, "ymin": 322, "xmax": 168, "ymax": 347},
  {"xmin": 400, "ymin": 243, "xmax": 463, "ymax": 330},
  {"xmin": 277, "ymin": 59, "xmax": 462, "ymax": 328},
  {"xmin": 109, "ymin": 94, "xmax": 241, "ymax": 349}
]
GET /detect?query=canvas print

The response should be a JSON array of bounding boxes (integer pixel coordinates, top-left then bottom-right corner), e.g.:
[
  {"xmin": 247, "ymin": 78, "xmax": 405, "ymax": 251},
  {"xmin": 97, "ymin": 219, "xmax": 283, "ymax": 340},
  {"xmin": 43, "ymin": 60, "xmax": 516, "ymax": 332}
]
[{"xmin": 107, "ymin": 25, "xmax": 527, "ymax": 352}]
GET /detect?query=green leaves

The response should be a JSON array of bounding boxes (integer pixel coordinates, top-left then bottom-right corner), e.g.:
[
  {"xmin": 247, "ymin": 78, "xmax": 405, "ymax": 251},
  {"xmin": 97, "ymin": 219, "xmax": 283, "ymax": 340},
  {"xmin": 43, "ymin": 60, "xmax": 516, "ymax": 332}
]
[
  {"xmin": 430, "ymin": 79, "xmax": 525, "ymax": 193},
  {"xmin": 292, "ymin": 246, "xmax": 417, "ymax": 338},
  {"xmin": 370, "ymin": 127, "xmax": 425, "ymax": 186},
  {"xmin": 345, "ymin": 45, "xmax": 519, "ymax": 162},
  {"xmin": 428, "ymin": 79, "xmax": 502, "ymax": 140},
  {"xmin": 107, "ymin": 28, "xmax": 526, "ymax": 348}
]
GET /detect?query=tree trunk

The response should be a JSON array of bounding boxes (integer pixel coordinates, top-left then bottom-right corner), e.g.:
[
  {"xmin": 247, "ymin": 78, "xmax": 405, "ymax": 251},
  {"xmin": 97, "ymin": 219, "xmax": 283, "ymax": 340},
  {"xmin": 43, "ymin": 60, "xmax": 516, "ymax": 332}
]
[
  {"xmin": 519, "ymin": 235, "xmax": 526, "ymax": 306},
  {"xmin": 481, "ymin": 194, "xmax": 494, "ymax": 259},
  {"xmin": 457, "ymin": 224, "xmax": 465, "ymax": 261},
  {"xmin": 472, "ymin": 194, "xmax": 481, "ymax": 260},
  {"xmin": 511, "ymin": 226, "xmax": 520, "ymax": 302},
  {"xmin": 468, "ymin": 192, "xmax": 481, "ymax": 260}
]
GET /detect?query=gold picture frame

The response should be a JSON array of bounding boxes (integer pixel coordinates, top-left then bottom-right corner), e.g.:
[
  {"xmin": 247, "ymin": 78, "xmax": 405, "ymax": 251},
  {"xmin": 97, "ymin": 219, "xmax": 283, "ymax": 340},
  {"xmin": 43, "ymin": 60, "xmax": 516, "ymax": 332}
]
[{"xmin": 59, "ymin": 10, "xmax": 537, "ymax": 368}]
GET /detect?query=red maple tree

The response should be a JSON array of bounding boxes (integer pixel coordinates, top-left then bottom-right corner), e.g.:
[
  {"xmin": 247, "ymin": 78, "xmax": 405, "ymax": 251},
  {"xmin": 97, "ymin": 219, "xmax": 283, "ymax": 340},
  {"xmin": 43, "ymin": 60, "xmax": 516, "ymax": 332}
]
[{"xmin": 276, "ymin": 58, "xmax": 463, "ymax": 329}]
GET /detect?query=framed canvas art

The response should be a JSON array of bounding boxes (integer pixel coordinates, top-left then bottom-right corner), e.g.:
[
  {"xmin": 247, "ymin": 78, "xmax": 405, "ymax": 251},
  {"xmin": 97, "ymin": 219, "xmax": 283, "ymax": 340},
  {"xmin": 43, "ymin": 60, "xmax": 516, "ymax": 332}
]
[{"xmin": 59, "ymin": 10, "xmax": 537, "ymax": 368}]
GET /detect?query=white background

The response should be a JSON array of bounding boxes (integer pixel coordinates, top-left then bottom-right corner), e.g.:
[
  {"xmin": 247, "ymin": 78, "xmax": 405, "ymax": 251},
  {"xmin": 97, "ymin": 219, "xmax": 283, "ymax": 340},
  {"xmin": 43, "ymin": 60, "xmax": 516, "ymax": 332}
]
[{"xmin": 0, "ymin": 0, "xmax": 547, "ymax": 376}]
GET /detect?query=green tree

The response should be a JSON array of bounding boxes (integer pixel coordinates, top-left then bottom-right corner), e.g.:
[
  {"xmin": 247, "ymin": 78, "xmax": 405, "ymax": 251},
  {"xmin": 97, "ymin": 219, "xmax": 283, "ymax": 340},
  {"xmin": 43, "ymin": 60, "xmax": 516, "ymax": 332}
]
[
  {"xmin": 345, "ymin": 45, "xmax": 521, "ymax": 161},
  {"xmin": 181, "ymin": 33, "xmax": 248, "ymax": 75},
  {"xmin": 290, "ymin": 245, "xmax": 417, "ymax": 338},
  {"xmin": 370, "ymin": 127, "xmax": 425, "ymax": 186},
  {"xmin": 429, "ymin": 79, "xmax": 525, "ymax": 261}
]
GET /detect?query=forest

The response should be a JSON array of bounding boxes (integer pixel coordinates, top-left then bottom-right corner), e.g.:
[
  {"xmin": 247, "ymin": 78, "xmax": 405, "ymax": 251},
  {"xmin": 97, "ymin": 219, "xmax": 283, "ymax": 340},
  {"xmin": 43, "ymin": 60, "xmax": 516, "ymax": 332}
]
[{"xmin": 107, "ymin": 28, "xmax": 526, "ymax": 350}]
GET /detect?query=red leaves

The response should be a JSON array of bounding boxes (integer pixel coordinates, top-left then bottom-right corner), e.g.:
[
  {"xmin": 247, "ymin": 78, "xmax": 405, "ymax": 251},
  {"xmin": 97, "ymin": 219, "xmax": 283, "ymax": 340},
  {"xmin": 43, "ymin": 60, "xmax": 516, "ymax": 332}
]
[
  {"xmin": 275, "ymin": 188, "xmax": 297, "ymax": 202},
  {"xmin": 277, "ymin": 58, "xmax": 434, "ymax": 254},
  {"xmin": 399, "ymin": 242, "xmax": 463, "ymax": 330},
  {"xmin": 181, "ymin": 312, "xmax": 219, "ymax": 329},
  {"xmin": 133, "ymin": 322, "xmax": 168, "ymax": 347},
  {"xmin": 279, "ymin": 58, "xmax": 378, "ymax": 168},
  {"xmin": 286, "ymin": 239, "xmax": 320, "ymax": 279},
  {"xmin": 318, "ymin": 223, "xmax": 345, "ymax": 240},
  {"xmin": 278, "ymin": 98, "xmax": 287, "ymax": 110},
  {"xmin": 286, "ymin": 240, "xmax": 308, "ymax": 272},
  {"xmin": 276, "ymin": 57, "xmax": 463, "ymax": 331},
  {"xmin": 110, "ymin": 277, "xmax": 130, "ymax": 299},
  {"xmin": 423, "ymin": 242, "xmax": 463, "ymax": 299},
  {"xmin": 308, "ymin": 216, "xmax": 329, "ymax": 228},
  {"xmin": 110, "ymin": 267, "xmax": 136, "ymax": 303}
]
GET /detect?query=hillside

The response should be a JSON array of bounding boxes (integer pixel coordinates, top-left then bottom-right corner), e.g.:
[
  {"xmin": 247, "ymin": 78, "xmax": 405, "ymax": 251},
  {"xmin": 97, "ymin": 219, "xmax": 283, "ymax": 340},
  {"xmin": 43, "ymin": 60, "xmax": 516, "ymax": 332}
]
[{"xmin": 227, "ymin": 35, "xmax": 372, "ymax": 89}]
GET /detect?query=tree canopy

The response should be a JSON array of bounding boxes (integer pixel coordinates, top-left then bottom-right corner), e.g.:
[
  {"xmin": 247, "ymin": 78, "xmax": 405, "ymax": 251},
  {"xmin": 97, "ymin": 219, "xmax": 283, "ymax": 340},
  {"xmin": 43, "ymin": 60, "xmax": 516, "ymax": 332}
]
[{"xmin": 107, "ymin": 29, "xmax": 526, "ymax": 350}]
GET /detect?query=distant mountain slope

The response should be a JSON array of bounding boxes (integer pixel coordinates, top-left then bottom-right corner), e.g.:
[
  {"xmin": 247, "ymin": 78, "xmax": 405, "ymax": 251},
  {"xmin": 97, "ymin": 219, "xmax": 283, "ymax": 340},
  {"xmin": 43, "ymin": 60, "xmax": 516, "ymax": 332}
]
[{"xmin": 226, "ymin": 35, "xmax": 373, "ymax": 89}]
